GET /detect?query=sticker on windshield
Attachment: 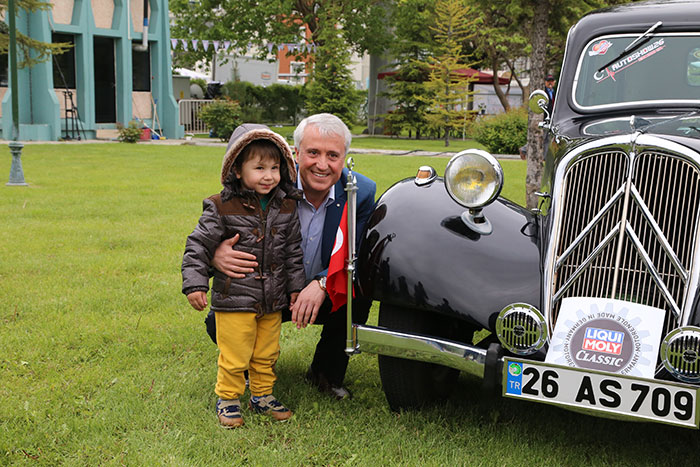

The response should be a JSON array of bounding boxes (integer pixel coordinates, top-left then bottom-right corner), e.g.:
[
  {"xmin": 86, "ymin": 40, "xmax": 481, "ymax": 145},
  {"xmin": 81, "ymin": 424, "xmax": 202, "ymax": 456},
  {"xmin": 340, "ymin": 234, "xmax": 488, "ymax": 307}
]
[
  {"xmin": 688, "ymin": 48, "xmax": 700, "ymax": 86},
  {"xmin": 594, "ymin": 38, "xmax": 665, "ymax": 83},
  {"xmin": 589, "ymin": 40, "xmax": 612, "ymax": 56}
]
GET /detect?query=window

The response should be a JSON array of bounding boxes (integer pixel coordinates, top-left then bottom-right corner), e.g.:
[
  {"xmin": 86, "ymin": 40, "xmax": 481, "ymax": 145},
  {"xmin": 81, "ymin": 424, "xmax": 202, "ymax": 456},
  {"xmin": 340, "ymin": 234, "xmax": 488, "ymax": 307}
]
[
  {"xmin": 52, "ymin": 33, "xmax": 76, "ymax": 89},
  {"xmin": 574, "ymin": 34, "xmax": 700, "ymax": 109},
  {"xmin": 0, "ymin": 54, "xmax": 7, "ymax": 87},
  {"xmin": 132, "ymin": 43, "xmax": 151, "ymax": 91}
]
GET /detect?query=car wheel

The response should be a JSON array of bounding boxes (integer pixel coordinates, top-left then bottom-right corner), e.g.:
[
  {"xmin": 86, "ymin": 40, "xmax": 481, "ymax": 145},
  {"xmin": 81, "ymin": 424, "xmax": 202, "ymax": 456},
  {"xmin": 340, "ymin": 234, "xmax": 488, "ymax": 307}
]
[{"xmin": 377, "ymin": 303, "xmax": 469, "ymax": 411}]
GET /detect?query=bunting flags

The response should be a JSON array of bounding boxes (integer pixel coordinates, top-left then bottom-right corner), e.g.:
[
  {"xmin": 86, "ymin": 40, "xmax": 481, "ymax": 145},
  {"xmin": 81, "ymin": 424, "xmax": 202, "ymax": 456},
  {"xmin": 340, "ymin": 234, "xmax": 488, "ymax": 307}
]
[{"xmin": 170, "ymin": 39, "xmax": 318, "ymax": 54}]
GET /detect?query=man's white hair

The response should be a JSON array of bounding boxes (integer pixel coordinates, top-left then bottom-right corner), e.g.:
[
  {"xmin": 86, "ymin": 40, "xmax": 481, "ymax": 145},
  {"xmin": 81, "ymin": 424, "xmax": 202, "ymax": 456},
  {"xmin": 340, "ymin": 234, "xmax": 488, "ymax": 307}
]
[{"xmin": 293, "ymin": 113, "xmax": 352, "ymax": 155}]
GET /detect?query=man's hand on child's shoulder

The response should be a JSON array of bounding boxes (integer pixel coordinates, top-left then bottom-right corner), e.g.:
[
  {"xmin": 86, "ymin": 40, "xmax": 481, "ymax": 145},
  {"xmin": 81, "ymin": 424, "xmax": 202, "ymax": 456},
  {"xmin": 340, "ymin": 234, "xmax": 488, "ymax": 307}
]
[{"xmin": 187, "ymin": 291, "xmax": 208, "ymax": 311}]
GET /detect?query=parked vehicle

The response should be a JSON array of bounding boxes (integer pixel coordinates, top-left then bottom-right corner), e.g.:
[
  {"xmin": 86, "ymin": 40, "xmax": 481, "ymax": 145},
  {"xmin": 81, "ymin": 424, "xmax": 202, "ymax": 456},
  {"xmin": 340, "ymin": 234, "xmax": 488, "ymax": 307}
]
[{"xmin": 350, "ymin": 0, "xmax": 700, "ymax": 429}]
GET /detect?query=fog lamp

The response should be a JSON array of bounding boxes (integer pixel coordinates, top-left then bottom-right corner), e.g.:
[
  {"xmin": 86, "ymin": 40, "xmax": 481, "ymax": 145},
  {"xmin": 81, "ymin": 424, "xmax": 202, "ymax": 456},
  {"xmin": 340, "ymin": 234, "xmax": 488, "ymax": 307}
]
[
  {"xmin": 444, "ymin": 149, "xmax": 503, "ymax": 208},
  {"xmin": 661, "ymin": 327, "xmax": 700, "ymax": 383},
  {"xmin": 496, "ymin": 303, "xmax": 548, "ymax": 355}
]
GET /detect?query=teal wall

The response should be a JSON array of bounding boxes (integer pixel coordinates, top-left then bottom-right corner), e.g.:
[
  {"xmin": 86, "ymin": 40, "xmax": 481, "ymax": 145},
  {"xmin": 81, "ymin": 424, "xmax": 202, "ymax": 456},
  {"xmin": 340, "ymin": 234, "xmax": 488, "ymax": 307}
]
[{"xmin": 2, "ymin": 0, "xmax": 184, "ymax": 140}]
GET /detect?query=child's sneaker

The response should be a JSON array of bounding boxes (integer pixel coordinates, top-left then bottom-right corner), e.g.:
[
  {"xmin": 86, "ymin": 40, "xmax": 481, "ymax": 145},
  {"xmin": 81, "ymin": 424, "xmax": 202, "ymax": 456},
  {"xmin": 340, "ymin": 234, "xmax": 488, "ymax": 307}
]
[
  {"xmin": 249, "ymin": 394, "xmax": 293, "ymax": 421},
  {"xmin": 216, "ymin": 398, "xmax": 244, "ymax": 428}
]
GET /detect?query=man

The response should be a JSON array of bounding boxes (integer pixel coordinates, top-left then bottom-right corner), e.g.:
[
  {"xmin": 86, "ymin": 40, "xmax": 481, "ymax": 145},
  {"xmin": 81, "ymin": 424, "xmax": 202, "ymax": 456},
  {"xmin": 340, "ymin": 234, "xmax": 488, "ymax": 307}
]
[
  {"xmin": 545, "ymin": 74, "xmax": 556, "ymax": 115},
  {"xmin": 210, "ymin": 113, "xmax": 377, "ymax": 399}
]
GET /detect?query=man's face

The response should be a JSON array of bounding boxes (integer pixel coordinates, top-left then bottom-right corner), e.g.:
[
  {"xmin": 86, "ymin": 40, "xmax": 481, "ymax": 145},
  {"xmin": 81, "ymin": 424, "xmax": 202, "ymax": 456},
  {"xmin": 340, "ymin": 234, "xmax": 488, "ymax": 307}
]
[
  {"xmin": 295, "ymin": 125, "xmax": 345, "ymax": 200},
  {"xmin": 545, "ymin": 79, "xmax": 555, "ymax": 89}
]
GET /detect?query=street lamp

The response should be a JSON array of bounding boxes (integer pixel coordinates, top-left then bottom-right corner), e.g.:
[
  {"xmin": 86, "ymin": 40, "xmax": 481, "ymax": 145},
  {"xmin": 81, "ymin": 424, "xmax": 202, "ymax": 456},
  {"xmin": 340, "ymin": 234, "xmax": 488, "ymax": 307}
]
[{"xmin": 6, "ymin": 0, "xmax": 27, "ymax": 186}]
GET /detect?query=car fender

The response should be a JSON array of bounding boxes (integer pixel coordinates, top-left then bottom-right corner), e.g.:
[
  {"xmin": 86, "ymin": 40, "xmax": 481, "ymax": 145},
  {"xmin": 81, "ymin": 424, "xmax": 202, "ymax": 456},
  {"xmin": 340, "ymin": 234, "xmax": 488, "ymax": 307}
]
[{"xmin": 357, "ymin": 177, "xmax": 542, "ymax": 331}]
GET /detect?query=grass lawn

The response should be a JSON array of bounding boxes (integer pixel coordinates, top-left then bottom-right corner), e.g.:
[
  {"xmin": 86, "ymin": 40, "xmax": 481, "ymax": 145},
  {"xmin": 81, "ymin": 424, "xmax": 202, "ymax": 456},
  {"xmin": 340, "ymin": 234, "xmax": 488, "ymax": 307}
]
[
  {"xmin": 246, "ymin": 125, "xmax": 491, "ymax": 154},
  {"xmin": 348, "ymin": 137, "xmax": 488, "ymax": 153},
  {"xmin": 1, "ymin": 143, "xmax": 697, "ymax": 466}
]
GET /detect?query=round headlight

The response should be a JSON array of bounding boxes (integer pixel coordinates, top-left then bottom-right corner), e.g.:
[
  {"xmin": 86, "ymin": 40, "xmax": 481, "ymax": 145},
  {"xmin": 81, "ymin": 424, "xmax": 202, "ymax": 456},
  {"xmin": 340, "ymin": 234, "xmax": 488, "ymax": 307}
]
[{"xmin": 444, "ymin": 149, "xmax": 503, "ymax": 208}]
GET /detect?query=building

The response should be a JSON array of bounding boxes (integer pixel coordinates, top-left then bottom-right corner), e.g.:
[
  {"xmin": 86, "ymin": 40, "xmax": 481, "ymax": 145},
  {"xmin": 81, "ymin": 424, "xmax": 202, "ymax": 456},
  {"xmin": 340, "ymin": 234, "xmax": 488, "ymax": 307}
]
[
  {"xmin": 212, "ymin": 46, "xmax": 369, "ymax": 90},
  {"xmin": 1, "ymin": 0, "xmax": 183, "ymax": 141}
]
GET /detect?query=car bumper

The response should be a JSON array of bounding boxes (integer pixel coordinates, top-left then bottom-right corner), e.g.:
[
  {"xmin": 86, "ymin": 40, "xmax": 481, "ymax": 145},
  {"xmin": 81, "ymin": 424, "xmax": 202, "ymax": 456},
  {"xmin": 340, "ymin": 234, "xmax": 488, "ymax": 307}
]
[
  {"xmin": 351, "ymin": 324, "xmax": 700, "ymax": 429},
  {"xmin": 351, "ymin": 324, "xmax": 491, "ymax": 380}
]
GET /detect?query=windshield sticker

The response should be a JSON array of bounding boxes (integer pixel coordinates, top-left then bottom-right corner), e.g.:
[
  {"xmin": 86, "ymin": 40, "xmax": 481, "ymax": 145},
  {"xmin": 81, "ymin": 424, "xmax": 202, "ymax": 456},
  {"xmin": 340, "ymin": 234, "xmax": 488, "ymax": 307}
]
[
  {"xmin": 594, "ymin": 38, "xmax": 665, "ymax": 84},
  {"xmin": 689, "ymin": 48, "xmax": 700, "ymax": 86},
  {"xmin": 589, "ymin": 40, "xmax": 612, "ymax": 56}
]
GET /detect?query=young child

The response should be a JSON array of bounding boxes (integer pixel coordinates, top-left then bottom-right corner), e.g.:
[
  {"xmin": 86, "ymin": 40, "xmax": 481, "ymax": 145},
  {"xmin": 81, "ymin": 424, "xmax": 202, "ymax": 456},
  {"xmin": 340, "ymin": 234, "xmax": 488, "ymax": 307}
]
[{"xmin": 182, "ymin": 124, "xmax": 306, "ymax": 428}]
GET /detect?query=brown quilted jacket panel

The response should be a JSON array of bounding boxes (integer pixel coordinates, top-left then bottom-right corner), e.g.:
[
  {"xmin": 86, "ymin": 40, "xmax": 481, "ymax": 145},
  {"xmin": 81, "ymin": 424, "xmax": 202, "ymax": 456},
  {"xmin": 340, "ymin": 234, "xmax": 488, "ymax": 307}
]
[{"xmin": 182, "ymin": 187, "xmax": 306, "ymax": 315}]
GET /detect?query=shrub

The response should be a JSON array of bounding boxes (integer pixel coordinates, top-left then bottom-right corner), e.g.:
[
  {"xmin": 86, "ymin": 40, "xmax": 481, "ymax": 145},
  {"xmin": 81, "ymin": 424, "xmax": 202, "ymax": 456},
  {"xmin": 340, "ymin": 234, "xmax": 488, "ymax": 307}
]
[
  {"xmin": 221, "ymin": 81, "xmax": 304, "ymax": 124},
  {"xmin": 117, "ymin": 120, "xmax": 143, "ymax": 143},
  {"xmin": 470, "ymin": 107, "xmax": 528, "ymax": 155},
  {"xmin": 199, "ymin": 98, "xmax": 242, "ymax": 141}
]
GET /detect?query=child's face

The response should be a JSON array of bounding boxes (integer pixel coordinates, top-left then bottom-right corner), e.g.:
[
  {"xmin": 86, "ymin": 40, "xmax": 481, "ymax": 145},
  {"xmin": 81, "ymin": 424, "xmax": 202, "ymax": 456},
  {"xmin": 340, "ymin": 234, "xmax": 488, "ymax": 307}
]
[{"xmin": 235, "ymin": 153, "xmax": 281, "ymax": 195}]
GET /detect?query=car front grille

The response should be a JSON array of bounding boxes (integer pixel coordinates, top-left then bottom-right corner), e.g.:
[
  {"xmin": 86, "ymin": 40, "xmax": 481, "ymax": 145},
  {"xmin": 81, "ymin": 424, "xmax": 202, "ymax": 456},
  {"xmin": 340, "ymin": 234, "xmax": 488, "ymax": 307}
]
[{"xmin": 549, "ymin": 146, "xmax": 700, "ymax": 338}]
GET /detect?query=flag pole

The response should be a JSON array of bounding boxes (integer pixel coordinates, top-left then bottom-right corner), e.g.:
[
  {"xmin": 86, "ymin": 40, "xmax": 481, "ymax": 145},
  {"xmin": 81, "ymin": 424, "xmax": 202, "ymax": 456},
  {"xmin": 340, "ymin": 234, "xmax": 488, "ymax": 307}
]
[{"xmin": 345, "ymin": 157, "xmax": 358, "ymax": 355}]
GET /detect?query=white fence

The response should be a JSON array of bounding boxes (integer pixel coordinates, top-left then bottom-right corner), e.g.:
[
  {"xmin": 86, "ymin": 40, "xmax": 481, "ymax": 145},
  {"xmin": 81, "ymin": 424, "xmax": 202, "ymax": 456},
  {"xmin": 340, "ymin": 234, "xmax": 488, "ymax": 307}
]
[{"xmin": 178, "ymin": 99, "xmax": 214, "ymax": 134}]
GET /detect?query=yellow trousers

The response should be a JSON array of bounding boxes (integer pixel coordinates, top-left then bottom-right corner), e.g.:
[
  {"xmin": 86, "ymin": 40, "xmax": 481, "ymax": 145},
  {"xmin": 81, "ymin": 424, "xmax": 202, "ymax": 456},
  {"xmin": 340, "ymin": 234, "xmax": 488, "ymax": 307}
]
[{"xmin": 215, "ymin": 311, "xmax": 282, "ymax": 400}]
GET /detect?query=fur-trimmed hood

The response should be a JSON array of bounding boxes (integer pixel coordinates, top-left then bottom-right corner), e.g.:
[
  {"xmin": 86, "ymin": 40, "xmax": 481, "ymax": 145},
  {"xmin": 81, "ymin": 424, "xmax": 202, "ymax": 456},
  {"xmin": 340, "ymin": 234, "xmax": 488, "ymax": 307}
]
[{"xmin": 221, "ymin": 123, "xmax": 296, "ymax": 185}]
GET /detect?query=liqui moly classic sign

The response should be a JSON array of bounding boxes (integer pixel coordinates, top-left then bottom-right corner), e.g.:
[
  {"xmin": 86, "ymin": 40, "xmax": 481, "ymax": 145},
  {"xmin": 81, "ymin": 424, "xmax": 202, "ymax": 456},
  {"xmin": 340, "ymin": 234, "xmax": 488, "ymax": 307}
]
[{"xmin": 546, "ymin": 298, "xmax": 665, "ymax": 379}]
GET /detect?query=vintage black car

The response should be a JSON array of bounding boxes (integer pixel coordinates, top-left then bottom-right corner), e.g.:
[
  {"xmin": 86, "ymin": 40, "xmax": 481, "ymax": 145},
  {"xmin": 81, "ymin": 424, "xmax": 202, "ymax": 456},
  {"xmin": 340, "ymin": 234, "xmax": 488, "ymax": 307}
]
[{"xmin": 349, "ymin": 0, "xmax": 700, "ymax": 429}]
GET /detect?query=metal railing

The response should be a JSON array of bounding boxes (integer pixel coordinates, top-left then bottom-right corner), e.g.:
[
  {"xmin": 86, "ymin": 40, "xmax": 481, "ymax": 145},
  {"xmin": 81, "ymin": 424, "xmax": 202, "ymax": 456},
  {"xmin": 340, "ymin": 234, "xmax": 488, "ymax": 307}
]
[{"xmin": 178, "ymin": 99, "xmax": 213, "ymax": 134}]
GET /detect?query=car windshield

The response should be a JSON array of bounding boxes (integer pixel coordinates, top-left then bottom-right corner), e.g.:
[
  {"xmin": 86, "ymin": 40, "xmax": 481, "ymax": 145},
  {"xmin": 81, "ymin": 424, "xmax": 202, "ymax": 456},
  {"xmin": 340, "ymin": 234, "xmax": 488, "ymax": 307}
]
[{"xmin": 573, "ymin": 33, "xmax": 700, "ymax": 110}]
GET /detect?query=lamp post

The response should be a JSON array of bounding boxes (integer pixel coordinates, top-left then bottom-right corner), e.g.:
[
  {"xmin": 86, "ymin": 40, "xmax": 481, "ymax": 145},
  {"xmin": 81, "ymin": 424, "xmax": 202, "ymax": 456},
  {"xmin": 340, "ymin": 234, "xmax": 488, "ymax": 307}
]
[{"xmin": 6, "ymin": 0, "xmax": 27, "ymax": 186}]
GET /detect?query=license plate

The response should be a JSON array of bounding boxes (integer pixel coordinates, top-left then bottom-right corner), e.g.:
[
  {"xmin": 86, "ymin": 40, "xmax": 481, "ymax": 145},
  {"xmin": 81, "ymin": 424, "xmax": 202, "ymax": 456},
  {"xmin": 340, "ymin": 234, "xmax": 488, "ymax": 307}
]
[{"xmin": 503, "ymin": 358, "xmax": 700, "ymax": 428}]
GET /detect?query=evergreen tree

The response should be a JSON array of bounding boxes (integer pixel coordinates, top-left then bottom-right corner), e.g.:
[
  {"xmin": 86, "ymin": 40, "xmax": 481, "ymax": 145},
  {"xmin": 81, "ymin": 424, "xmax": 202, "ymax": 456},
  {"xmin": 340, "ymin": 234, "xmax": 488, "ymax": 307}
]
[
  {"xmin": 0, "ymin": 0, "xmax": 70, "ymax": 68},
  {"xmin": 382, "ymin": 0, "xmax": 434, "ymax": 139},
  {"xmin": 304, "ymin": 4, "xmax": 362, "ymax": 127},
  {"xmin": 420, "ymin": 0, "xmax": 477, "ymax": 147}
]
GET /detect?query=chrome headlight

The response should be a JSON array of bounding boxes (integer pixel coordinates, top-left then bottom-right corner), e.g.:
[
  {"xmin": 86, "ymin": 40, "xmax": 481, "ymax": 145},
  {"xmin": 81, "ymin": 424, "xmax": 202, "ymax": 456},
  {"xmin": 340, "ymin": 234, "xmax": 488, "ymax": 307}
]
[
  {"xmin": 661, "ymin": 327, "xmax": 700, "ymax": 383},
  {"xmin": 444, "ymin": 149, "xmax": 503, "ymax": 208}
]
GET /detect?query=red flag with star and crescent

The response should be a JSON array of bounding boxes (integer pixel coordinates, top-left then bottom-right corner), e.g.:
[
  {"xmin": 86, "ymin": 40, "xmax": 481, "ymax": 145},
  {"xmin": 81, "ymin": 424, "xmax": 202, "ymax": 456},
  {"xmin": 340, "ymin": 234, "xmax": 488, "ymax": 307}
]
[{"xmin": 327, "ymin": 202, "xmax": 354, "ymax": 312}]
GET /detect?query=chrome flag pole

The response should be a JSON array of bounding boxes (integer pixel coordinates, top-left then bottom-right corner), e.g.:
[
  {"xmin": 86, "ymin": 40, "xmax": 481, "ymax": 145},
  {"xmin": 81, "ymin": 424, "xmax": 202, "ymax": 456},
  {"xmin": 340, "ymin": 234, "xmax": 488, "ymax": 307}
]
[{"xmin": 345, "ymin": 157, "xmax": 358, "ymax": 355}]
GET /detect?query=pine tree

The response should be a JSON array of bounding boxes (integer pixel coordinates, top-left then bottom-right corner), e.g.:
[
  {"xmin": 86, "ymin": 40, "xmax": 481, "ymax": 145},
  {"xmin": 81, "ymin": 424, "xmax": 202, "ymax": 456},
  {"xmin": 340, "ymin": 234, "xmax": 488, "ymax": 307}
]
[
  {"xmin": 382, "ymin": 0, "xmax": 434, "ymax": 139},
  {"xmin": 0, "ymin": 0, "xmax": 70, "ymax": 68},
  {"xmin": 304, "ymin": 3, "xmax": 362, "ymax": 128},
  {"xmin": 420, "ymin": 0, "xmax": 477, "ymax": 147}
]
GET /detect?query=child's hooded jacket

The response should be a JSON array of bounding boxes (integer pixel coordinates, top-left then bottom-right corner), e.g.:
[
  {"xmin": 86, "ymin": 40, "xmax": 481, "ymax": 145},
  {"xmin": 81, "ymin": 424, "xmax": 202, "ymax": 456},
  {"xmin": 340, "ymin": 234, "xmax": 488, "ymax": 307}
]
[{"xmin": 182, "ymin": 124, "xmax": 306, "ymax": 315}]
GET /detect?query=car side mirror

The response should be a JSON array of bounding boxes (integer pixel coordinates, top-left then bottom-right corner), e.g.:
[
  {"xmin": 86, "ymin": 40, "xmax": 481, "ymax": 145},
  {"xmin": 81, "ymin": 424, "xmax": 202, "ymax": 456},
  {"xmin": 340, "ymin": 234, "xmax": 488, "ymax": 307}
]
[
  {"xmin": 528, "ymin": 90, "xmax": 549, "ymax": 114},
  {"xmin": 528, "ymin": 90, "xmax": 551, "ymax": 128}
]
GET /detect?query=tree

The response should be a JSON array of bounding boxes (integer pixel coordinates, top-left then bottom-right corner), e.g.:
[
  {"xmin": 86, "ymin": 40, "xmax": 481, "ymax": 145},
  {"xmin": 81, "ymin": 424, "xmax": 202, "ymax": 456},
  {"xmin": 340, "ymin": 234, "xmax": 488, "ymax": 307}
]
[
  {"xmin": 170, "ymin": 0, "xmax": 391, "ymax": 67},
  {"xmin": 468, "ymin": 0, "xmax": 530, "ymax": 111},
  {"xmin": 523, "ymin": 0, "xmax": 637, "ymax": 208},
  {"xmin": 420, "ymin": 0, "xmax": 477, "ymax": 147},
  {"xmin": 381, "ymin": 0, "xmax": 434, "ymax": 139},
  {"xmin": 304, "ymin": 4, "xmax": 363, "ymax": 127},
  {"xmin": 0, "ymin": 0, "xmax": 70, "ymax": 68}
]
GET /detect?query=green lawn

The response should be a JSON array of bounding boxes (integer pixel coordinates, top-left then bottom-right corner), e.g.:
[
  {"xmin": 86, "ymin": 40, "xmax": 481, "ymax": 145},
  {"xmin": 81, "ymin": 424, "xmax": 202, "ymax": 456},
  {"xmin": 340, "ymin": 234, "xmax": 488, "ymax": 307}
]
[
  {"xmin": 349, "ymin": 136, "xmax": 488, "ymax": 153},
  {"xmin": 256, "ymin": 125, "xmax": 491, "ymax": 154},
  {"xmin": 1, "ymin": 143, "xmax": 696, "ymax": 466}
]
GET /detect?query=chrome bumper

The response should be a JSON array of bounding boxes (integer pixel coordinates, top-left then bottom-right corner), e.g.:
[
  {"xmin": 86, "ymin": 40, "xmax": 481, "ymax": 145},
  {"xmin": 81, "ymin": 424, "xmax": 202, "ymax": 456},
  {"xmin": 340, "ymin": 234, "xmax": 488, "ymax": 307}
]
[{"xmin": 350, "ymin": 324, "xmax": 489, "ymax": 380}]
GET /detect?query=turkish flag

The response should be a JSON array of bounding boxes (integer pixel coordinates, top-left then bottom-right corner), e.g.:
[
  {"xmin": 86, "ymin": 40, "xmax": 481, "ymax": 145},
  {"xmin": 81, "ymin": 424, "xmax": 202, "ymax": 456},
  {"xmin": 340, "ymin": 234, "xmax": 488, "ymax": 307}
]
[{"xmin": 327, "ymin": 203, "xmax": 353, "ymax": 311}]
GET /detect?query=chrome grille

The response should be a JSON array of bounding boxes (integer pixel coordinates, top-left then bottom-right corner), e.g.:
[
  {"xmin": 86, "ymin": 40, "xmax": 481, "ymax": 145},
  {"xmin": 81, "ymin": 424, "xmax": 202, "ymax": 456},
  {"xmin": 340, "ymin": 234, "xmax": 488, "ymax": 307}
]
[
  {"xmin": 501, "ymin": 313, "xmax": 540, "ymax": 351},
  {"xmin": 666, "ymin": 336, "xmax": 700, "ymax": 378},
  {"xmin": 549, "ymin": 146, "xmax": 700, "ymax": 338}
]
